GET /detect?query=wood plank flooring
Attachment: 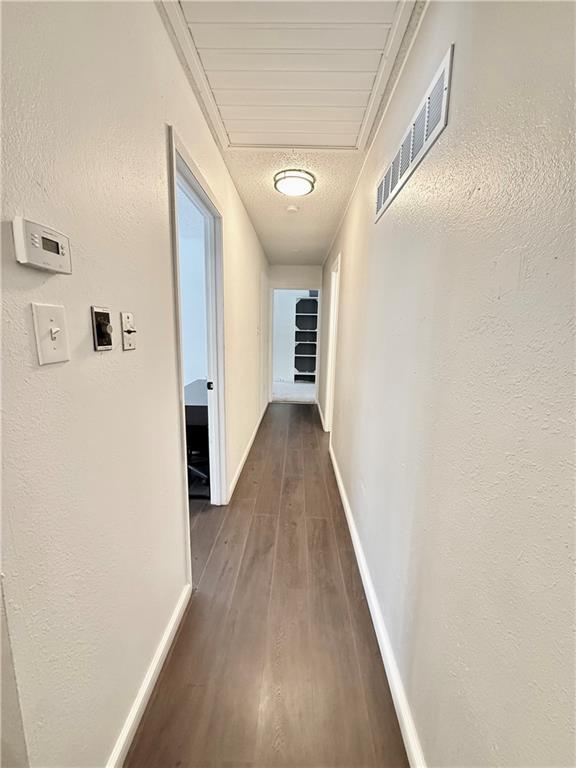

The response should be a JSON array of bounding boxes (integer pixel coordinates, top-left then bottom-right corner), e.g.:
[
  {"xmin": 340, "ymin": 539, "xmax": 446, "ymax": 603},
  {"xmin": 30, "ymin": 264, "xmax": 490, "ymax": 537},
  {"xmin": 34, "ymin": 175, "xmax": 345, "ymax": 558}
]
[{"xmin": 125, "ymin": 403, "xmax": 407, "ymax": 768}]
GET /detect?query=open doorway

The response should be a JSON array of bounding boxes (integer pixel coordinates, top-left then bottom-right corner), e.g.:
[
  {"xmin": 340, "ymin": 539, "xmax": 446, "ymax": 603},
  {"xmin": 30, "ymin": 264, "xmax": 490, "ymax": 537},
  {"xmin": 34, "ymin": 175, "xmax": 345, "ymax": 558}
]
[
  {"xmin": 176, "ymin": 179, "xmax": 211, "ymax": 498},
  {"xmin": 272, "ymin": 288, "xmax": 319, "ymax": 403},
  {"xmin": 170, "ymin": 130, "xmax": 227, "ymax": 520}
]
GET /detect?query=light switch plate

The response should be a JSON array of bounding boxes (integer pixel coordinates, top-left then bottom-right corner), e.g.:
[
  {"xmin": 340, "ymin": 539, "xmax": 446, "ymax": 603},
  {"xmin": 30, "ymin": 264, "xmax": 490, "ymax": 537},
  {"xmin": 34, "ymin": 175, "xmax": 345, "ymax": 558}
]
[
  {"xmin": 31, "ymin": 303, "xmax": 71, "ymax": 365},
  {"xmin": 120, "ymin": 312, "xmax": 137, "ymax": 350}
]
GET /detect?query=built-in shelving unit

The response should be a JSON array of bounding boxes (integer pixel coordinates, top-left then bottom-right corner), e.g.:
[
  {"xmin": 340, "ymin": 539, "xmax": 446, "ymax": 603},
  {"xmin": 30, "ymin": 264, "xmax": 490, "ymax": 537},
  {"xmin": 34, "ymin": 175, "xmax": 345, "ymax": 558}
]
[{"xmin": 294, "ymin": 296, "xmax": 318, "ymax": 384}]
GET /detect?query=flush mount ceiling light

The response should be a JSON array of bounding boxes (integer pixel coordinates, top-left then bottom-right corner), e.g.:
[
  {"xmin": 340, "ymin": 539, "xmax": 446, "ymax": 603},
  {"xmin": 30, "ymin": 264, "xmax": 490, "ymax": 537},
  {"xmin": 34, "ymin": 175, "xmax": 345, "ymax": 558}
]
[{"xmin": 274, "ymin": 169, "xmax": 315, "ymax": 197}]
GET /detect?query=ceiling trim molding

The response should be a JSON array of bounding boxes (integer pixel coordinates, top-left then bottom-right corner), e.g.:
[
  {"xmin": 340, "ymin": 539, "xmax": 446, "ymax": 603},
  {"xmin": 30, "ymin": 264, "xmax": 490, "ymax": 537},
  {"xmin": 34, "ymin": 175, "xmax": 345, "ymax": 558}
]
[
  {"xmin": 322, "ymin": 0, "xmax": 429, "ymax": 265},
  {"xmin": 159, "ymin": 0, "xmax": 231, "ymax": 149},
  {"xmin": 356, "ymin": 0, "xmax": 416, "ymax": 150},
  {"xmin": 162, "ymin": 1, "xmax": 416, "ymax": 153}
]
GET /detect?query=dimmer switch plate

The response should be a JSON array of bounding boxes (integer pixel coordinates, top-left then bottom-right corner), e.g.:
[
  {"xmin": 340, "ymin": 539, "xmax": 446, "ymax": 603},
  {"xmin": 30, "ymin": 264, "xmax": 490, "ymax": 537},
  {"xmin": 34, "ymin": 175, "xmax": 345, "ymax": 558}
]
[
  {"xmin": 31, "ymin": 303, "xmax": 71, "ymax": 365},
  {"xmin": 120, "ymin": 312, "xmax": 137, "ymax": 350},
  {"xmin": 91, "ymin": 306, "xmax": 113, "ymax": 351}
]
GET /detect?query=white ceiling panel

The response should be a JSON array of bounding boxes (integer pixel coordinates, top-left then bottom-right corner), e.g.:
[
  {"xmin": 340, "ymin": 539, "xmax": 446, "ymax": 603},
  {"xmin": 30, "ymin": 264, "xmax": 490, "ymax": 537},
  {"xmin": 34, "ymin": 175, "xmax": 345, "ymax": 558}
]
[
  {"xmin": 225, "ymin": 119, "xmax": 361, "ymax": 134},
  {"xmin": 228, "ymin": 132, "xmax": 359, "ymax": 147},
  {"xmin": 213, "ymin": 89, "xmax": 372, "ymax": 107},
  {"xmin": 206, "ymin": 70, "xmax": 376, "ymax": 91},
  {"xmin": 219, "ymin": 104, "xmax": 366, "ymax": 121},
  {"xmin": 181, "ymin": 2, "xmax": 399, "ymax": 25},
  {"xmin": 189, "ymin": 24, "xmax": 390, "ymax": 50},
  {"xmin": 199, "ymin": 51, "xmax": 383, "ymax": 72},
  {"xmin": 162, "ymin": 0, "xmax": 419, "ymax": 264}
]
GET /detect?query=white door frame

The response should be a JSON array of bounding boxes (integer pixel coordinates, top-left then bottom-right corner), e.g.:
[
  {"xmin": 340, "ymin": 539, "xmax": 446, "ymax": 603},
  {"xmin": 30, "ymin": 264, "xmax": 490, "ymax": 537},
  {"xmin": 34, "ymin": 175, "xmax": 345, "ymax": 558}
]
[
  {"xmin": 168, "ymin": 127, "xmax": 228, "ymax": 521},
  {"xmin": 269, "ymin": 287, "xmax": 320, "ymax": 403},
  {"xmin": 324, "ymin": 254, "xmax": 341, "ymax": 432}
]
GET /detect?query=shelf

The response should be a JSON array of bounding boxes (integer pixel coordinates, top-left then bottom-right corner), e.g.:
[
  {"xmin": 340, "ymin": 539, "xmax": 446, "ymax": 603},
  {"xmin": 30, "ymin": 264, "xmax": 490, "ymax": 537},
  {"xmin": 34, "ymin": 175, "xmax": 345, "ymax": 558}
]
[
  {"xmin": 295, "ymin": 330, "xmax": 317, "ymax": 343},
  {"xmin": 295, "ymin": 298, "xmax": 318, "ymax": 315}
]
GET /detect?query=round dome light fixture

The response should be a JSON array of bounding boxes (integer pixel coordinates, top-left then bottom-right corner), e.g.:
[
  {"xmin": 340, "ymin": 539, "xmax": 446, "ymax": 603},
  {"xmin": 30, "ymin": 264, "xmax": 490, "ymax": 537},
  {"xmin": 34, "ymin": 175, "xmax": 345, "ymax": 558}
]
[{"xmin": 274, "ymin": 169, "xmax": 315, "ymax": 197}]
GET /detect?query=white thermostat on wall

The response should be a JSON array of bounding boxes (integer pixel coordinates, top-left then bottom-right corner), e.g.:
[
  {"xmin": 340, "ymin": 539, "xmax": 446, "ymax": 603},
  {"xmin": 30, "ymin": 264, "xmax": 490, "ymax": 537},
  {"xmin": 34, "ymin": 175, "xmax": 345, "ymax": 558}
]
[{"xmin": 12, "ymin": 216, "xmax": 72, "ymax": 274}]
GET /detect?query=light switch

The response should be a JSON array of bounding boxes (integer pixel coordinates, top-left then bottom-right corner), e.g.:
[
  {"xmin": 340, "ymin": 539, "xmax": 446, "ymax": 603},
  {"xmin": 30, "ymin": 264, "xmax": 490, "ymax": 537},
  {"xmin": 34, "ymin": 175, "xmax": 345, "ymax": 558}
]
[
  {"xmin": 120, "ymin": 312, "xmax": 137, "ymax": 350},
  {"xmin": 31, "ymin": 303, "xmax": 71, "ymax": 365}
]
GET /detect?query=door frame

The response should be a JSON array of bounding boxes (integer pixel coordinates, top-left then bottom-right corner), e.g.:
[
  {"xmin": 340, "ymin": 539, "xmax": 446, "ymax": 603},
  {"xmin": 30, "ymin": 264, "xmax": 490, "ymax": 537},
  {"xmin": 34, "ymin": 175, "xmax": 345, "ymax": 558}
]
[
  {"xmin": 168, "ymin": 126, "xmax": 228, "ymax": 518},
  {"xmin": 269, "ymin": 287, "xmax": 321, "ymax": 403},
  {"xmin": 324, "ymin": 254, "xmax": 341, "ymax": 432}
]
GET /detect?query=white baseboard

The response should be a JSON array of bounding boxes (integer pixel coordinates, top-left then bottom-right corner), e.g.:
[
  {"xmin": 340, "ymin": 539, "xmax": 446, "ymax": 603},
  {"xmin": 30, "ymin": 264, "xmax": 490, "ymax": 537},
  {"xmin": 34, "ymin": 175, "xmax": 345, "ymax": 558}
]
[
  {"xmin": 316, "ymin": 400, "xmax": 328, "ymax": 432},
  {"xmin": 106, "ymin": 583, "xmax": 192, "ymax": 768},
  {"xmin": 227, "ymin": 403, "xmax": 267, "ymax": 502},
  {"xmin": 328, "ymin": 444, "xmax": 427, "ymax": 768}
]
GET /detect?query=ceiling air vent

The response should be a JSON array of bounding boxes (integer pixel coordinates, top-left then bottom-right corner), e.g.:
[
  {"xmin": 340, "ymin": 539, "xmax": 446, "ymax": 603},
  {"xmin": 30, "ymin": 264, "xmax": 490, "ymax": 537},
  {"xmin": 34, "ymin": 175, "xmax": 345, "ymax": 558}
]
[{"xmin": 375, "ymin": 45, "xmax": 454, "ymax": 222}]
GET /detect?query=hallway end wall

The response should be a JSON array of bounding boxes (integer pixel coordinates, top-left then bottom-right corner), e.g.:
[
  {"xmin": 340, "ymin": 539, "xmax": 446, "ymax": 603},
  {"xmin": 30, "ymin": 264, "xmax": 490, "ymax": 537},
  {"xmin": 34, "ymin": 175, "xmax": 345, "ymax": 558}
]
[
  {"xmin": 1, "ymin": 3, "xmax": 268, "ymax": 766},
  {"xmin": 319, "ymin": 2, "xmax": 574, "ymax": 766}
]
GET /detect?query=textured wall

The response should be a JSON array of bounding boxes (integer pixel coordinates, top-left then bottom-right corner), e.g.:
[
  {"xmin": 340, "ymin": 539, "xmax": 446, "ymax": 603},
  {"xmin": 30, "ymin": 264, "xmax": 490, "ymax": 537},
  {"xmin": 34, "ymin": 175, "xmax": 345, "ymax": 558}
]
[
  {"xmin": 268, "ymin": 264, "xmax": 322, "ymax": 290},
  {"xmin": 320, "ymin": 2, "xmax": 575, "ymax": 765},
  {"xmin": 1, "ymin": 588, "xmax": 29, "ymax": 768},
  {"xmin": 1, "ymin": 2, "xmax": 267, "ymax": 765}
]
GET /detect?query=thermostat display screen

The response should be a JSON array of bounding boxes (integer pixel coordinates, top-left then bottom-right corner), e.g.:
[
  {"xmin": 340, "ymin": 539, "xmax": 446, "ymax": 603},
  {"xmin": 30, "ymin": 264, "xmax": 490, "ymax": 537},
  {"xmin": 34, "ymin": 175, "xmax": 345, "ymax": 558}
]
[{"xmin": 41, "ymin": 236, "xmax": 60, "ymax": 254}]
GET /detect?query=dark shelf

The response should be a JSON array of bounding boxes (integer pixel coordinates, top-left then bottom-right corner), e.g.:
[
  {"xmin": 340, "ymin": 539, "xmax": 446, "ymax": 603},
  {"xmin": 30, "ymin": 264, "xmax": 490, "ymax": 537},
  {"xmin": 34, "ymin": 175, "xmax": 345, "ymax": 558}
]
[
  {"xmin": 295, "ymin": 298, "xmax": 318, "ymax": 315},
  {"xmin": 295, "ymin": 330, "xmax": 316, "ymax": 342},
  {"xmin": 294, "ymin": 356, "xmax": 316, "ymax": 373},
  {"xmin": 295, "ymin": 342, "xmax": 316, "ymax": 356},
  {"xmin": 295, "ymin": 315, "xmax": 317, "ymax": 331}
]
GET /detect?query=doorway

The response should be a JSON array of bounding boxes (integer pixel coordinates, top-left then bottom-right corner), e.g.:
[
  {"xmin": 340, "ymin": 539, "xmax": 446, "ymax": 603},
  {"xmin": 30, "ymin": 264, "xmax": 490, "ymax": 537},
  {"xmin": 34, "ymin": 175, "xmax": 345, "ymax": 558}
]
[
  {"xmin": 324, "ymin": 255, "xmax": 341, "ymax": 432},
  {"xmin": 176, "ymin": 179, "xmax": 211, "ymax": 498},
  {"xmin": 272, "ymin": 288, "xmax": 319, "ymax": 403},
  {"xmin": 170, "ymin": 130, "xmax": 227, "ymax": 517}
]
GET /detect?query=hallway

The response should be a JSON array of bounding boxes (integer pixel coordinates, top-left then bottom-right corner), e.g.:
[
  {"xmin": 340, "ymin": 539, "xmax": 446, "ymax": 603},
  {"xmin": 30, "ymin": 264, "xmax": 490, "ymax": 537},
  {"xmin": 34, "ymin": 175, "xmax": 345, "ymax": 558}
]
[{"xmin": 125, "ymin": 403, "xmax": 407, "ymax": 768}]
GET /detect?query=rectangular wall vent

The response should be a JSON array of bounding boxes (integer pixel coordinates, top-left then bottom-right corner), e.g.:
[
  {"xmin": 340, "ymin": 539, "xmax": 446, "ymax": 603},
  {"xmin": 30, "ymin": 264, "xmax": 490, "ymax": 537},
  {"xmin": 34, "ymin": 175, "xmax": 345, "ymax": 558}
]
[{"xmin": 375, "ymin": 45, "xmax": 454, "ymax": 222}]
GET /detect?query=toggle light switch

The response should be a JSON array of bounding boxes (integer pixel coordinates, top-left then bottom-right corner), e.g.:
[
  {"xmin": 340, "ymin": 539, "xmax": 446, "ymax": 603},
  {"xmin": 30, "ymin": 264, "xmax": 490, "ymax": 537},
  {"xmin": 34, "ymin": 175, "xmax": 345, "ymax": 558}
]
[
  {"xmin": 31, "ymin": 303, "xmax": 71, "ymax": 365},
  {"xmin": 120, "ymin": 312, "xmax": 137, "ymax": 350}
]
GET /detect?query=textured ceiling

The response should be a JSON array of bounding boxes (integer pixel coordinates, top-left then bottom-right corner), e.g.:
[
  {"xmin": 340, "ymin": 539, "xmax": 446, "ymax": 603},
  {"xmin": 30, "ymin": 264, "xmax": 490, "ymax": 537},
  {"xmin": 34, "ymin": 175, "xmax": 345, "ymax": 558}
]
[
  {"xmin": 224, "ymin": 149, "xmax": 364, "ymax": 264},
  {"xmin": 162, "ymin": 0, "xmax": 420, "ymax": 265}
]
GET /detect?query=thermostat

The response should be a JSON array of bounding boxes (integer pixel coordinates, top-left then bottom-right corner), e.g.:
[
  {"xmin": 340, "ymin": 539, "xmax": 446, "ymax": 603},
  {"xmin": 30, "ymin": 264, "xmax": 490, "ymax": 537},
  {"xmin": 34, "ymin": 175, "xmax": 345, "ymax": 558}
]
[{"xmin": 13, "ymin": 216, "xmax": 72, "ymax": 274}]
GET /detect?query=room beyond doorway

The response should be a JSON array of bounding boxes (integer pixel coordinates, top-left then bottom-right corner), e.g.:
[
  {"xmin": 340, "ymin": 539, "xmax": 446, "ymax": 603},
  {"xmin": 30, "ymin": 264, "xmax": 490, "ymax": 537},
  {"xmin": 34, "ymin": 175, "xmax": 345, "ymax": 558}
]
[{"xmin": 272, "ymin": 289, "xmax": 319, "ymax": 404}]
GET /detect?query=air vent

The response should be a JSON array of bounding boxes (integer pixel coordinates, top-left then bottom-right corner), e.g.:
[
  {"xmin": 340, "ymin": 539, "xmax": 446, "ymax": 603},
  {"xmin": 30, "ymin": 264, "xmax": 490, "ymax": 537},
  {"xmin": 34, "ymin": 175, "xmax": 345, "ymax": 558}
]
[{"xmin": 375, "ymin": 45, "xmax": 454, "ymax": 221}]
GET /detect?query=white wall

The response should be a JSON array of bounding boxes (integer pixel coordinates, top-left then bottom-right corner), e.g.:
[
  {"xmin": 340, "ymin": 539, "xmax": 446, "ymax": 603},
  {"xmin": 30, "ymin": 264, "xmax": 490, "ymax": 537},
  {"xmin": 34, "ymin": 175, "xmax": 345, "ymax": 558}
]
[
  {"xmin": 319, "ymin": 2, "xmax": 575, "ymax": 766},
  {"xmin": 177, "ymin": 184, "xmax": 207, "ymax": 389},
  {"xmin": 1, "ymin": 3, "xmax": 268, "ymax": 766},
  {"xmin": 1, "ymin": 588, "xmax": 29, "ymax": 768},
  {"xmin": 273, "ymin": 290, "xmax": 309, "ymax": 383},
  {"xmin": 268, "ymin": 264, "xmax": 322, "ymax": 290}
]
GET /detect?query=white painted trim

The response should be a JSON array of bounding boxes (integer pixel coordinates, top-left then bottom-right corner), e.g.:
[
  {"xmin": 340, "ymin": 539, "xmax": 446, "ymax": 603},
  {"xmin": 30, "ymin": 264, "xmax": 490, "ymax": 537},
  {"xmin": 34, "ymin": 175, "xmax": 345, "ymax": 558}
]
[
  {"xmin": 328, "ymin": 443, "xmax": 427, "ymax": 768},
  {"xmin": 167, "ymin": 128, "xmax": 194, "ymax": 585},
  {"xmin": 159, "ymin": 2, "xmax": 230, "ymax": 150},
  {"xmin": 324, "ymin": 255, "xmax": 341, "ymax": 433},
  {"xmin": 269, "ymin": 287, "xmax": 321, "ymax": 405},
  {"xmin": 227, "ymin": 402, "xmax": 268, "ymax": 501},
  {"xmin": 323, "ymin": 1, "xmax": 430, "ymax": 265},
  {"xmin": 357, "ymin": 0, "xmax": 416, "ymax": 150},
  {"xmin": 317, "ymin": 400, "xmax": 327, "ymax": 432},
  {"xmin": 169, "ymin": 127, "xmax": 228, "ymax": 508},
  {"xmin": 106, "ymin": 584, "xmax": 192, "ymax": 768}
]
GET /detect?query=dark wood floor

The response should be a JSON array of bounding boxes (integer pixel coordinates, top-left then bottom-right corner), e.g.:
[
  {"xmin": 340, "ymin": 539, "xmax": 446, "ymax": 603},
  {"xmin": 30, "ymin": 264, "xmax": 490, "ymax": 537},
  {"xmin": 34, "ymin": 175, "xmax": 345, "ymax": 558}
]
[{"xmin": 125, "ymin": 403, "xmax": 407, "ymax": 768}]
